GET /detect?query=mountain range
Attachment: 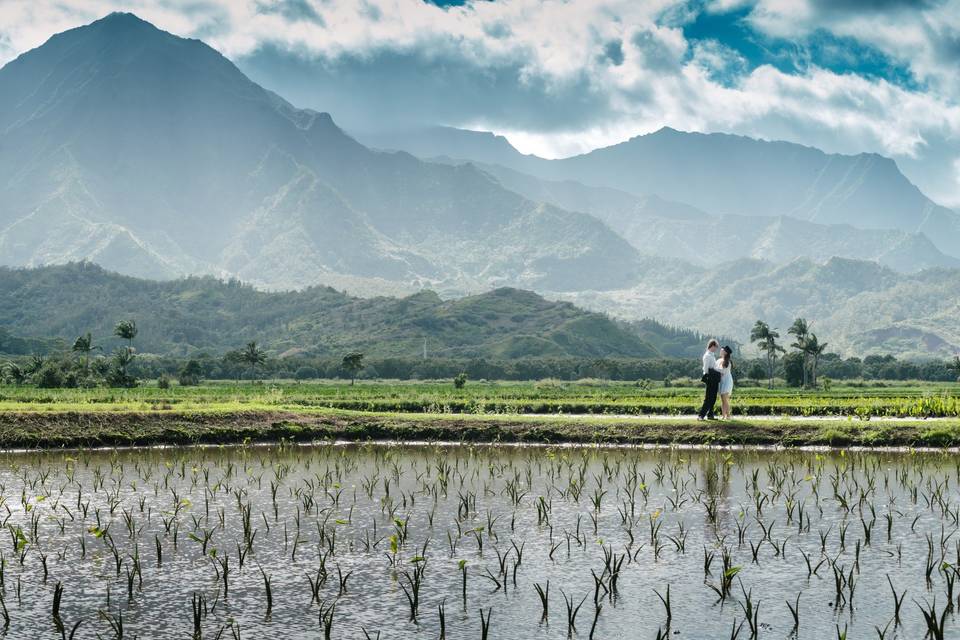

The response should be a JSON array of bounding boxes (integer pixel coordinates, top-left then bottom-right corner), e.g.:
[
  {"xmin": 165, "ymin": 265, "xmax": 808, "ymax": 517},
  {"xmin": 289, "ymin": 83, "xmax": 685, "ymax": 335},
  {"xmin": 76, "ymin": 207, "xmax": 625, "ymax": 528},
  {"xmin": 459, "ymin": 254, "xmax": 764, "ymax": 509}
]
[
  {"xmin": 361, "ymin": 127, "xmax": 960, "ymax": 272},
  {"xmin": 0, "ymin": 262, "xmax": 681, "ymax": 359},
  {"xmin": 2, "ymin": 13, "xmax": 960, "ymax": 358},
  {"xmin": 0, "ymin": 13, "xmax": 637, "ymax": 295},
  {"xmin": 410, "ymin": 159, "xmax": 955, "ymax": 273},
  {"xmin": 561, "ymin": 257, "xmax": 960, "ymax": 360}
]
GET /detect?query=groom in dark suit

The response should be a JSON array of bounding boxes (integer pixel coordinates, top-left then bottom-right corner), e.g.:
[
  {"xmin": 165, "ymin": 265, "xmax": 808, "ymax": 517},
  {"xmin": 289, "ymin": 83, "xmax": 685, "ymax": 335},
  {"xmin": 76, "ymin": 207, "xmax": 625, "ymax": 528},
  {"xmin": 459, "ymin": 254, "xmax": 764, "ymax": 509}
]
[{"xmin": 698, "ymin": 339, "xmax": 721, "ymax": 420}]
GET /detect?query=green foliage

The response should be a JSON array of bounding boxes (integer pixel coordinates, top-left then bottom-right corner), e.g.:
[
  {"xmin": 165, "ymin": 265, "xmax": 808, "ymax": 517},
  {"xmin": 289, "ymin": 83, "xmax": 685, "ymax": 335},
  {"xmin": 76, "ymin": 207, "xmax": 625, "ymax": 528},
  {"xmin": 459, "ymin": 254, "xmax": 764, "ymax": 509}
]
[
  {"xmin": 453, "ymin": 373, "xmax": 468, "ymax": 389},
  {"xmin": 1, "ymin": 361, "xmax": 26, "ymax": 385},
  {"xmin": 295, "ymin": 366, "xmax": 318, "ymax": 381},
  {"xmin": 178, "ymin": 360, "xmax": 203, "ymax": 386},
  {"xmin": 106, "ymin": 348, "xmax": 138, "ymax": 388},
  {"xmin": 157, "ymin": 374, "xmax": 171, "ymax": 389},
  {"xmin": 71, "ymin": 333, "xmax": 100, "ymax": 373},
  {"xmin": 0, "ymin": 328, "xmax": 60, "ymax": 356},
  {"xmin": 114, "ymin": 320, "xmax": 138, "ymax": 344},
  {"xmin": 949, "ymin": 357, "xmax": 960, "ymax": 383},
  {"xmin": 751, "ymin": 320, "xmax": 785, "ymax": 389},
  {"xmin": 241, "ymin": 342, "xmax": 267, "ymax": 380},
  {"xmin": 0, "ymin": 264, "xmax": 689, "ymax": 360},
  {"xmin": 35, "ymin": 361, "xmax": 72, "ymax": 389},
  {"xmin": 342, "ymin": 353, "xmax": 365, "ymax": 384},
  {"xmin": 782, "ymin": 352, "xmax": 806, "ymax": 388},
  {"xmin": 5, "ymin": 379, "xmax": 958, "ymax": 420}
]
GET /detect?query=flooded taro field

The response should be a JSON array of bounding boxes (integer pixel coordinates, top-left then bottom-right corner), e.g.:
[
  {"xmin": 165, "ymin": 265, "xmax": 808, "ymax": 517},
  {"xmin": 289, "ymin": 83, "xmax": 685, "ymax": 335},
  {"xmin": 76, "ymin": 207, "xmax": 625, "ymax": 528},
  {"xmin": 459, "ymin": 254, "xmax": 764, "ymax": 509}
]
[{"xmin": 2, "ymin": 443, "xmax": 960, "ymax": 638}]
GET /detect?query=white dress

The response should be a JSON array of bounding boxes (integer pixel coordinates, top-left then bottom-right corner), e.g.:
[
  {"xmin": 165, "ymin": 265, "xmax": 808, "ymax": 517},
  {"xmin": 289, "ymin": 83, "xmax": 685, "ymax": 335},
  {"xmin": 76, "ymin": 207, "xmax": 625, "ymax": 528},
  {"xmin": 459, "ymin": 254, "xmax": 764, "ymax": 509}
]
[{"xmin": 718, "ymin": 363, "xmax": 733, "ymax": 395}]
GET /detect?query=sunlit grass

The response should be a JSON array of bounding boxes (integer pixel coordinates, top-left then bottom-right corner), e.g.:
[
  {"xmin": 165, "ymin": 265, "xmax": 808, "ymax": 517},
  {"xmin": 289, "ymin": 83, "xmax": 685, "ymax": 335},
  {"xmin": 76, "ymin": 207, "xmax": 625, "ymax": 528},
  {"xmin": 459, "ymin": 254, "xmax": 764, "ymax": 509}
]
[{"xmin": 0, "ymin": 379, "xmax": 957, "ymax": 418}]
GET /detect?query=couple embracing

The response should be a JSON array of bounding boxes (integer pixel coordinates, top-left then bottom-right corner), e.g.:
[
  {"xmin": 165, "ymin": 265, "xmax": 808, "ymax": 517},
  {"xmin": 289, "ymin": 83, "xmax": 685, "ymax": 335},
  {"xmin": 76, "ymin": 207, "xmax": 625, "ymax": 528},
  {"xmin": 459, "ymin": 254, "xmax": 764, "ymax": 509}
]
[{"xmin": 698, "ymin": 339, "xmax": 734, "ymax": 420}]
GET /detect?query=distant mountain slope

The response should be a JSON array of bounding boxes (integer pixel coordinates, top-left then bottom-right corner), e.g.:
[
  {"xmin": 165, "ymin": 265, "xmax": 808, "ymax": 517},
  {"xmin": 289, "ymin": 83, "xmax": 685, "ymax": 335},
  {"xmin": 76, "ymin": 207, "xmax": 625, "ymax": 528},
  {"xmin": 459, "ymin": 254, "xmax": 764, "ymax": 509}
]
[
  {"xmin": 0, "ymin": 13, "xmax": 639, "ymax": 294},
  {"xmin": 363, "ymin": 126, "xmax": 960, "ymax": 260},
  {"xmin": 562, "ymin": 257, "xmax": 960, "ymax": 359},
  {"xmin": 0, "ymin": 263, "xmax": 663, "ymax": 358},
  {"xmin": 459, "ymin": 161, "xmax": 958, "ymax": 273}
]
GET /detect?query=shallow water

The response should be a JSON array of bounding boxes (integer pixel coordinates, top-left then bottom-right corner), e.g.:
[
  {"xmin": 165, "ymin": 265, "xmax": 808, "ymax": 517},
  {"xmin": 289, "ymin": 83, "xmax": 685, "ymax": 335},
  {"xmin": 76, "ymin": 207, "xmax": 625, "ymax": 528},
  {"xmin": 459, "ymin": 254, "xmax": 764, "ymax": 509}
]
[{"xmin": 0, "ymin": 442, "xmax": 957, "ymax": 639}]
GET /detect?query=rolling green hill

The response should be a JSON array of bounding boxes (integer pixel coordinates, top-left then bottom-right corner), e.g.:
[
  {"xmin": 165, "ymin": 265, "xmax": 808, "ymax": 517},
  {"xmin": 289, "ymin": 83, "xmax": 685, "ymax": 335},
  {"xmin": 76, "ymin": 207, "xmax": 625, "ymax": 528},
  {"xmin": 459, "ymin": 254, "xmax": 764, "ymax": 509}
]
[{"xmin": 0, "ymin": 263, "xmax": 671, "ymax": 359}]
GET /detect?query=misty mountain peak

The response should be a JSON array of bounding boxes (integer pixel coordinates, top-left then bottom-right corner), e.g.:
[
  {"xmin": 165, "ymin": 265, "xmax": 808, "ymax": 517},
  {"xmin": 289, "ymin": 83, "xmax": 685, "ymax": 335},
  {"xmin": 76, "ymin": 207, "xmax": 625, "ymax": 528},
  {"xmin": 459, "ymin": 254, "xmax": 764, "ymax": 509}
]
[
  {"xmin": 46, "ymin": 11, "xmax": 188, "ymax": 59},
  {"xmin": 0, "ymin": 13, "xmax": 636, "ymax": 297},
  {"xmin": 0, "ymin": 12, "xmax": 257, "ymax": 116},
  {"xmin": 90, "ymin": 11, "xmax": 158, "ymax": 32}
]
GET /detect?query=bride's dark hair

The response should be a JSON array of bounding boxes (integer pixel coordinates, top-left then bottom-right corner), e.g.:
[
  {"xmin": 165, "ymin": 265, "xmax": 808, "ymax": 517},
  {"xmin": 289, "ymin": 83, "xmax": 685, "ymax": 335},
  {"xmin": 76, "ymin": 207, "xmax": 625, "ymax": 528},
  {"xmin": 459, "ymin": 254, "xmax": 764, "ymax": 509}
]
[{"xmin": 720, "ymin": 345, "xmax": 733, "ymax": 369}]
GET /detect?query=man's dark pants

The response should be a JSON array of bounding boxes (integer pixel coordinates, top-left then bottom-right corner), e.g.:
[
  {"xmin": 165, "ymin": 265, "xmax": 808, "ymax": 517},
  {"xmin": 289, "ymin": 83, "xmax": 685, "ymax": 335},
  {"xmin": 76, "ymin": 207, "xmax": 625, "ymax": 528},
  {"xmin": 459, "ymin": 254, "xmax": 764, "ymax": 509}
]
[{"xmin": 699, "ymin": 370, "xmax": 721, "ymax": 419}]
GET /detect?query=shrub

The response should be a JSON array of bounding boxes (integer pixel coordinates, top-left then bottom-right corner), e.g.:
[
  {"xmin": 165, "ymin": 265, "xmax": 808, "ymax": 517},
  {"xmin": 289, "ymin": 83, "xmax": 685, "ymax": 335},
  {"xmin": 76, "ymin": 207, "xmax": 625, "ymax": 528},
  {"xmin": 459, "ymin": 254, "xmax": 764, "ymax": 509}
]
[
  {"xmin": 34, "ymin": 362, "xmax": 66, "ymax": 388},
  {"xmin": 295, "ymin": 366, "xmax": 318, "ymax": 381},
  {"xmin": 178, "ymin": 359, "xmax": 203, "ymax": 386},
  {"xmin": 782, "ymin": 352, "xmax": 805, "ymax": 387},
  {"xmin": 157, "ymin": 374, "xmax": 171, "ymax": 389},
  {"xmin": 106, "ymin": 368, "xmax": 137, "ymax": 388},
  {"xmin": 454, "ymin": 372, "xmax": 468, "ymax": 389}
]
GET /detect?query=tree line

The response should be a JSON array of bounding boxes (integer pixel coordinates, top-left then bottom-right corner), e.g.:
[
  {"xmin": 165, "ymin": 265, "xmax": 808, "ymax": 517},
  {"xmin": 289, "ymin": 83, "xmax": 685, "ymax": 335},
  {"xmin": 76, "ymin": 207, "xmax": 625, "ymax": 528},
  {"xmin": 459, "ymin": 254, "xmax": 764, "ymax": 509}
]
[
  {"xmin": 2, "ymin": 323, "xmax": 958, "ymax": 388},
  {"xmin": 751, "ymin": 317, "xmax": 960, "ymax": 388},
  {"xmin": 750, "ymin": 318, "xmax": 830, "ymax": 388},
  {"xmin": 2, "ymin": 320, "xmax": 140, "ymax": 388},
  {"xmin": 0, "ymin": 324, "xmax": 371, "ymax": 389}
]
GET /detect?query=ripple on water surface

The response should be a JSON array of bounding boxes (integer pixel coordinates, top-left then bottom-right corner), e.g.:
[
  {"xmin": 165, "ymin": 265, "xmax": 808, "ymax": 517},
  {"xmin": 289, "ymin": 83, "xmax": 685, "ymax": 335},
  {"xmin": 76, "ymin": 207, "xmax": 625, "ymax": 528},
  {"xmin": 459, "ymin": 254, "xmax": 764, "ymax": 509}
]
[{"xmin": 0, "ymin": 442, "xmax": 954, "ymax": 639}]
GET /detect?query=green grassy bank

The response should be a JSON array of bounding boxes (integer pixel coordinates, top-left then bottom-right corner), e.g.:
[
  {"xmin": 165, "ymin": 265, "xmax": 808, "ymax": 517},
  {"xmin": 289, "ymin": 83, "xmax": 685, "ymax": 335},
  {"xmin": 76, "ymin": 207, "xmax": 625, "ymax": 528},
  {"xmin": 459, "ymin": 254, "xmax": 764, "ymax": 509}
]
[
  {"xmin": 1, "ymin": 408, "xmax": 959, "ymax": 449},
  {"xmin": 1, "ymin": 379, "xmax": 958, "ymax": 417}
]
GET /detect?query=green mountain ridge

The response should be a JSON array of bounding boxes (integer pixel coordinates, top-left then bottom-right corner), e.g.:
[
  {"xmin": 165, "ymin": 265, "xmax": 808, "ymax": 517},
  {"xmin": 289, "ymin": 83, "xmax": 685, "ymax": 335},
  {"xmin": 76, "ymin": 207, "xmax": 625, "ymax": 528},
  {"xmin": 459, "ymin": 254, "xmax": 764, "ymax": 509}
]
[{"xmin": 0, "ymin": 263, "xmax": 676, "ymax": 359}]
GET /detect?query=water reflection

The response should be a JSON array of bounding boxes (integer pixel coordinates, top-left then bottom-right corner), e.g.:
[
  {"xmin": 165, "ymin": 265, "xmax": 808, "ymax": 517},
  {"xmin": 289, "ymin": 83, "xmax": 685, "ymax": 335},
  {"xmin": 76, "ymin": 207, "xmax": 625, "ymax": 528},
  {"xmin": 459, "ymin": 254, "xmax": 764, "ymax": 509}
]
[{"xmin": 0, "ymin": 443, "xmax": 952, "ymax": 639}]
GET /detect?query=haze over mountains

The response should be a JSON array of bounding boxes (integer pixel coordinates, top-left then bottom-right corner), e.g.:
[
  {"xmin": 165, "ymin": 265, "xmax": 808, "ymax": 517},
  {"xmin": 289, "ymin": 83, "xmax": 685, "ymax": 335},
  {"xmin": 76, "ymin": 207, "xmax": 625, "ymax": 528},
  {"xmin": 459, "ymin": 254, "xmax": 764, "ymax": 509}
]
[
  {"xmin": 563, "ymin": 257, "xmax": 960, "ymax": 361},
  {"xmin": 0, "ymin": 12, "xmax": 636, "ymax": 295},
  {"xmin": 2, "ymin": 13, "xmax": 960, "ymax": 358},
  {"xmin": 429, "ymin": 160, "xmax": 959, "ymax": 273},
  {"xmin": 362, "ymin": 127, "xmax": 960, "ymax": 272}
]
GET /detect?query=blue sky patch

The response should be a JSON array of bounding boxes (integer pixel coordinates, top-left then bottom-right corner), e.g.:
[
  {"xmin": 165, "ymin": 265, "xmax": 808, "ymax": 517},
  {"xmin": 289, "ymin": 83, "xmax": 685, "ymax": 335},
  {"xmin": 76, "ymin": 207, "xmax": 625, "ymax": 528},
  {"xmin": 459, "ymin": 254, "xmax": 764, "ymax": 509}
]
[{"xmin": 683, "ymin": 4, "xmax": 919, "ymax": 90}]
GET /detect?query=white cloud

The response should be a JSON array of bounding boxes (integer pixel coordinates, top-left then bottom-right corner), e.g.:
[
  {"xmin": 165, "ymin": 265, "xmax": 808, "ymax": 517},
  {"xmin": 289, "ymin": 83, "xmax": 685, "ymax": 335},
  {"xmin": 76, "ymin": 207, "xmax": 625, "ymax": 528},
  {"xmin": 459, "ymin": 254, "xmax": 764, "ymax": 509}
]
[
  {"xmin": 1, "ymin": 0, "xmax": 960, "ymax": 203},
  {"xmin": 743, "ymin": 0, "xmax": 960, "ymax": 95}
]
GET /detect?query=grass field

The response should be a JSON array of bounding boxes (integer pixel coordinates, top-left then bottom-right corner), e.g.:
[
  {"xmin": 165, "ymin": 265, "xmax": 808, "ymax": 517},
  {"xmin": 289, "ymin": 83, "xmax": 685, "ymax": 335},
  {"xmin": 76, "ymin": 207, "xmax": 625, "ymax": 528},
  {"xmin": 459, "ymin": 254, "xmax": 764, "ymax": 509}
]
[
  {"xmin": 1, "ymin": 379, "xmax": 958, "ymax": 448},
  {"xmin": 1, "ymin": 379, "xmax": 958, "ymax": 418}
]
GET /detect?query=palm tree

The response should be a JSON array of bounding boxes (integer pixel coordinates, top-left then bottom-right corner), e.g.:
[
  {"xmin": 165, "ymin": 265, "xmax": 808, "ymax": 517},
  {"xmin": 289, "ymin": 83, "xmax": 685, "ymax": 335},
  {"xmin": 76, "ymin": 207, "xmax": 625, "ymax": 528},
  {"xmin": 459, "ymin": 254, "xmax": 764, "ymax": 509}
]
[
  {"xmin": 241, "ymin": 342, "xmax": 266, "ymax": 381},
  {"xmin": 750, "ymin": 320, "xmax": 784, "ymax": 389},
  {"xmin": 109, "ymin": 347, "xmax": 136, "ymax": 387},
  {"xmin": 72, "ymin": 333, "xmax": 100, "ymax": 372},
  {"xmin": 25, "ymin": 355, "xmax": 45, "ymax": 377},
  {"xmin": 1, "ymin": 361, "xmax": 26, "ymax": 386},
  {"xmin": 805, "ymin": 333, "xmax": 828, "ymax": 387},
  {"xmin": 788, "ymin": 318, "xmax": 811, "ymax": 387},
  {"xmin": 114, "ymin": 320, "xmax": 138, "ymax": 350}
]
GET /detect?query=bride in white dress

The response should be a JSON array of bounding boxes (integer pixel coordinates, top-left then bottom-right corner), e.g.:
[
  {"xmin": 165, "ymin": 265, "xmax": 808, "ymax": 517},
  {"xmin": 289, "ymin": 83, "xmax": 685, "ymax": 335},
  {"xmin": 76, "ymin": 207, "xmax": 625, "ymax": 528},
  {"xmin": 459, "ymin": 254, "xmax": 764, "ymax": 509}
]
[{"xmin": 717, "ymin": 346, "xmax": 734, "ymax": 419}]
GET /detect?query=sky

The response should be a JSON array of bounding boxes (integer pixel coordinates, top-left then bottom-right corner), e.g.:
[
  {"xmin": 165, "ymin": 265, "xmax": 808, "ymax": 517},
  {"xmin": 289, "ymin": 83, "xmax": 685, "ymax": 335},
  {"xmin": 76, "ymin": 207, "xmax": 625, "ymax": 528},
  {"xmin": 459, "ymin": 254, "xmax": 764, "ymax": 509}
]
[{"xmin": 2, "ymin": 0, "xmax": 960, "ymax": 206}]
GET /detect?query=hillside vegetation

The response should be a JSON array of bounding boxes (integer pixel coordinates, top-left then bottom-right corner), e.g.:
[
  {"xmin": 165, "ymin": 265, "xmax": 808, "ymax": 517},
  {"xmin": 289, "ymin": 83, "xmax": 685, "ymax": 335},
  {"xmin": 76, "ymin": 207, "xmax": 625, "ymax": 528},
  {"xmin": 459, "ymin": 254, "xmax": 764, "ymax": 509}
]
[{"xmin": 0, "ymin": 263, "xmax": 682, "ymax": 358}]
